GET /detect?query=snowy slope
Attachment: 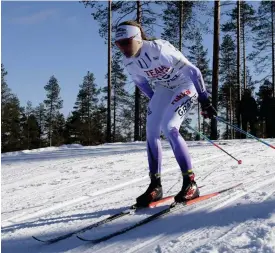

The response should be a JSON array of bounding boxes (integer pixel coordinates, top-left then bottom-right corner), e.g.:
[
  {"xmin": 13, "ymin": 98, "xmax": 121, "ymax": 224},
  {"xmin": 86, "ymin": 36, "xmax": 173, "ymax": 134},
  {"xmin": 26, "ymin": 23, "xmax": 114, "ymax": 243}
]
[{"xmin": 1, "ymin": 139, "xmax": 275, "ymax": 253}]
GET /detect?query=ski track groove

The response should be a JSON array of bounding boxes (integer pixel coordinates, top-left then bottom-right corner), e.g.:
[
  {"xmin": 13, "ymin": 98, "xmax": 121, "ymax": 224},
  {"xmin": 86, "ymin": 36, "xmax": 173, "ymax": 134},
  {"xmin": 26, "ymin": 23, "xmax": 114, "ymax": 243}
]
[
  {"xmin": 2, "ymin": 146, "xmax": 249, "ymax": 227},
  {"xmin": 94, "ymin": 173, "xmax": 275, "ymax": 253},
  {"xmin": 133, "ymin": 179, "xmax": 275, "ymax": 253},
  {"xmin": 186, "ymin": 188, "xmax": 275, "ymax": 253},
  {"xmin": 212, "ymin": 186, "xmax": 275, "ymax": 243},
  {"xmin": 78, "ymin": 191, "xmax": 240, "ymax": 253},
  {"xmin": 2, "ymin": 140, "xmax": 275, "ymax": 253},
  {"xmin": 84, "ymin": 190, "xmax": 236, "ymax": 253}
]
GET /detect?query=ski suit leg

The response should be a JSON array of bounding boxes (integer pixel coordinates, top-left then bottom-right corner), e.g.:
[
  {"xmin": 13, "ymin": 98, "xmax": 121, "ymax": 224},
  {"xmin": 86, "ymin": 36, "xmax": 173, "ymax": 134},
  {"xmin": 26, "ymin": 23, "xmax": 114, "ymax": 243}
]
[
  {"xmin": 161, "ymin": 84, "xmax": 198, "ymax": 173},
  {"xmin": 146, "ymin": 85, "xmax": 174, "ymax": 175}
]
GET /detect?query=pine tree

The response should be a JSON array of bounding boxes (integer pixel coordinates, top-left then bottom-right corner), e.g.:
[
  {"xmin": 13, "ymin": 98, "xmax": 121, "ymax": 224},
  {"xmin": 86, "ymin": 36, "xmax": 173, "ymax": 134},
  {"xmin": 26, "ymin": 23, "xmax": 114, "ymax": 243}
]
[
  {"xmin": 187, "ymin": 29, "xmax": 212, "ymax": 138},
  {"xmin": 34, "ymin": 103, "xmax": 46, "ymax": 148},
  {"xmin": 244, "ymin": 68, "xmax": 256, "ymax": 92},
  {"xmin": 1, "ymin": 64, "xmax": 10, "ymax": 131},
  {"xmin": 1, "ymin": 64, "xmax": 11, "ymax": 112},
  {"xmin": 256, "ymin": 79, "xmax": 274, "ymax": 137},
  {"xmin": 161, "ymin": 1, "xmax": 209, "ymax": 51},
  {"xmin": 222, "ymin": 1, "xmax": 256, "ymax": 90},
  {"xmin": 82, "ymin": 1, "xmax": 162, "ymax": 141},
  {"xmin": 2, "ymin": 96, "xmax": 22, "ymax": 152},
  {"xmin": 20, "ymin": 108, "xmax": 28, "ymax": 149},
  {"xmin": 44, "ymin": 76, "xmax": 63, "ymax": 146},
  {"xmin": 52, "ymin": 112, "xmax": 66, "ymax": 146},
  {"xmin": 74, "ymin": 71, "xmax": 100, "ymax": 145},
  {"xmin": 103, "ymin": 51, "xmax": 130, "ymax": 142},
  {"xmin": 91, "ymin": 102, "xmax": 107, "ymax": 144},
  {"xmin": 20, "ymin": 101, "xmax": 32, "ymax": 149},
  {"xmin": 1, "ymin": 64, "xmax": 22, "ymax": 152},
  {"xmin": 219, "ymin": 35, "xmax": 238, "ymax": 139},
  {"xmin": 121, "ymin": 93, "xmax": 135, "ymax": 141},
  {"xmin": 249, "ymin": 0, "xmax": 275, "ymax": 96},
  {"xmin": 82, "ymin": 1, "xmax": 161, "ymax": 41},
  {"xmin": 28, "ymin": 115, "xmax": 40, "ymax": 149},
  {"xmin": 64, "ymin": 111, "xmax": 82, "ymax": 144},
  {"xmin": 25, "ymin": 101, "xmax": 34, "ymax": 149},
  {"xmin": 20, "ymin": 104, "xmax": 40, "ymax": 150},
  {"xmin": 257, "ymin": 80, "xmax": 273, "ymax": 103},
  {"xmin": 211, "ymin": 0, "xmax": 220, "ymax": 140},
  {"xmin": 106, "ymin": 0, "xmax": 112, "ymax": 143}
]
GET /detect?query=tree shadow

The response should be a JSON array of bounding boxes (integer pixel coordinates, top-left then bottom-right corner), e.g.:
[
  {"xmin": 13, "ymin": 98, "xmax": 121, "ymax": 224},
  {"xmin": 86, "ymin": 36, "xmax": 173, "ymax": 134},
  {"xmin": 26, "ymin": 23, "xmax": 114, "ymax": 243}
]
[
  {"xmin": 1, "ymin": 140, "xmax": 221, "ymax": 165},
  {"xmin": 1, "ymin": 145, "xmax": 147, "ymax": 164}
]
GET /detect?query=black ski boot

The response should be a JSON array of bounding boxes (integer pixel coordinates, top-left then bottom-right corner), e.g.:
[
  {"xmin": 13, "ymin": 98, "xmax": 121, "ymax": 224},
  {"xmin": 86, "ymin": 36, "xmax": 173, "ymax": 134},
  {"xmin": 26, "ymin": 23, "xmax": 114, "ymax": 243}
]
[
  {"xmin": 136, "ymin": 173, "xmax": 163, "ymax": 207},
  {"xmin": 174, "ymin": 171, "xmax": 199, "ymax": 203}
]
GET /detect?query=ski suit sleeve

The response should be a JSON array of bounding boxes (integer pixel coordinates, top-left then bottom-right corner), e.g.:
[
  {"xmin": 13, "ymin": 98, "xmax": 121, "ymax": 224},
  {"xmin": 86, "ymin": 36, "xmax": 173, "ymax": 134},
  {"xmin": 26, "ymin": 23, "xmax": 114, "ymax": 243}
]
[
  {"xmin": 159, "ymin": 42, "xmax": 209, "ymax": 103},
  {"xmin": 130, "ymin": 73, "xmax": 154, "ymax": 99},
  {"xmin": 184, "ymin": 64, "xmax": 209, "ymax": 103}
]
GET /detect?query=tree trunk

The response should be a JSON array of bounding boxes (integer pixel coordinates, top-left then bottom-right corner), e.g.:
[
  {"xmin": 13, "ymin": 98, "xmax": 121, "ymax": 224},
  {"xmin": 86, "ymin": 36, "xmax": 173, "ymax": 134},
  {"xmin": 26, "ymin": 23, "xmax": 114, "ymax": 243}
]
[
  {"xmin": 88, "ymin": 84, "xmax": 91, "ymax": 145},
  {"xmin": 226, "ymin": 99, "xmax": 229, "ymax": 139},
  {"xmin": 39, "ymin": 113, "xmax": 42, "ymax": 148},
  {"xmin": 233, "ymin": 100, "xmax": 236, "ymax": 139},
  {"xmin": 49, "ymin": 101, "xmax": 53, "ymax": 147},
  {"xmin": 179, "ymin": 1, "xmax": 183, "ymax": 52},
  {"xmin": 27, "ymin": 114, "xmax": 30, "ymax": 149},
  {"xmin": 242, "ymin": 1, "xmax": 246, "ymax": 90},
  {"xmin": 272, "ymin": 1, "xmax": 275, "ymax": 97},
  {"xmin": 134, "ymin": 0, "xmax": 142, "ymax": 141},
  {"xmin": 211, "ymin": 0, "xmax": 220, "ymax": 140},
  {"xmin": 113, "ymin": 83, "xmax": 116, "ymax": 142},
  {"xmin": 229, "ymin": 86, "xmax": 233, "ymax": 139},
  {"xmin": 197, "ymin": 104, "xmax": 201, "ymax": 140},
  {"xmin": 107, "ymin": 0, "xmax": 112, "ymax": 142},
  {"xmin": 236, "ymin": 0, "xmax": 242, "ymax": 138}
]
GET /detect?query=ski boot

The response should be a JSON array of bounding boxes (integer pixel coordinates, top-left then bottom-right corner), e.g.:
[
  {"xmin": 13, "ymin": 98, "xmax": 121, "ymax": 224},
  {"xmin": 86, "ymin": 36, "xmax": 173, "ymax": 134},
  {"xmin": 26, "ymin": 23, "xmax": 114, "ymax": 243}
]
[
  {"xmin": 136, "ymin": 173, "xmax": 163, "ymax": 207},
  {"xmin": 174, "ymin": 171, "xmax": 199, "ymax": 203}
]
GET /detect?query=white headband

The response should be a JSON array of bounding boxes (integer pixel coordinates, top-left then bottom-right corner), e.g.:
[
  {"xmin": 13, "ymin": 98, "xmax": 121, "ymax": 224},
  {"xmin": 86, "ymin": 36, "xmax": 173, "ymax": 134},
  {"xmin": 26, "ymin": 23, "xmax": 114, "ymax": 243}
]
[{"xmin": 115, "ymin": 25, "xmax": 142, "ymax": 42}]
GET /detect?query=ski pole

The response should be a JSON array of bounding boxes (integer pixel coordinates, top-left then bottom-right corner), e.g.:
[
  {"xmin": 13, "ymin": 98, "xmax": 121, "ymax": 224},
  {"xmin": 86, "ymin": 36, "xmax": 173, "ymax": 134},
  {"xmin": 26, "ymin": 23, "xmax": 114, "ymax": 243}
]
[
  {"xmin": 185, "ymin": 124, "xmax": 242, "ymax": 165},
  {"xmin": 215, "ymin": 116, "xmax": 275, "ymax": 150}
]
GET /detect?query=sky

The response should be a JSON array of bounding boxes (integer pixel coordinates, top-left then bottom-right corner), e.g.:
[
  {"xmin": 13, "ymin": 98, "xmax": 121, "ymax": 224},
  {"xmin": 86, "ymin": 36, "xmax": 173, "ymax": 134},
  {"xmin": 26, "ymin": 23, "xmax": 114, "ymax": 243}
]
[
  {"xmin": 1, "ymin": 1, "xmax": 262, "ymax": 117},
  {"xmin": 2, "ymin": 1, "xmax": 111, "ymax": 117}
]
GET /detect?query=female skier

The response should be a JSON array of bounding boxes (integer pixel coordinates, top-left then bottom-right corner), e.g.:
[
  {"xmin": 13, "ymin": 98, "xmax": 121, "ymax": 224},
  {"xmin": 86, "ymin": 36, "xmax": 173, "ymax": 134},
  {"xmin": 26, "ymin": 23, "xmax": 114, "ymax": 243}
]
[{"xmin": 115, "ymin": 20, "xmax": 217, "ymax": 207}]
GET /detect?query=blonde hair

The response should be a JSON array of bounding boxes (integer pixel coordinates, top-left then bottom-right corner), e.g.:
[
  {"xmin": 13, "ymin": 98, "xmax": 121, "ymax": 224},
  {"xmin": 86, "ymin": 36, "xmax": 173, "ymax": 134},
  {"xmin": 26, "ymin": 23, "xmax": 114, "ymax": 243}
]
[{"xmin": 118, "ymin": 20, "xmax": 156, "ymax": 41}]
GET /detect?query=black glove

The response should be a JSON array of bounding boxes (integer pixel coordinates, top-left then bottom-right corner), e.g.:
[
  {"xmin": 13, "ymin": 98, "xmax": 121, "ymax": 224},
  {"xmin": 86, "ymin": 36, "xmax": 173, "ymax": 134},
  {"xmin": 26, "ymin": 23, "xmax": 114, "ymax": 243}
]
[{"xmin": 200, "ymin": 99, "xmax": 217, "ymax": 119}]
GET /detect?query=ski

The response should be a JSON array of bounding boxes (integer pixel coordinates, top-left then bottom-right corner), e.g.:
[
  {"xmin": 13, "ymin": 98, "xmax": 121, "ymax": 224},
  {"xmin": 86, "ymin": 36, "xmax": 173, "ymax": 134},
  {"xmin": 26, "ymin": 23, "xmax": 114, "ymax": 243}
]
[
  {"xmin": 32, "ymin": 195, "xmax": 174, "ymax": 244},
  {"xmin": 77, "ymin": 183, "xmax": 243, "ymax": 243}
]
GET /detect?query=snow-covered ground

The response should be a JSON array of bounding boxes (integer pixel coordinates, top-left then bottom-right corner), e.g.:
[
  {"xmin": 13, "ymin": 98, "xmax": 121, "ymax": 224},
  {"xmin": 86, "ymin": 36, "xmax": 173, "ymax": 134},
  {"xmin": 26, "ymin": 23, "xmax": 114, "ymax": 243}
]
[{"xmin": 2, "ymin": 139, "xmax": 275, "ymax": 253}]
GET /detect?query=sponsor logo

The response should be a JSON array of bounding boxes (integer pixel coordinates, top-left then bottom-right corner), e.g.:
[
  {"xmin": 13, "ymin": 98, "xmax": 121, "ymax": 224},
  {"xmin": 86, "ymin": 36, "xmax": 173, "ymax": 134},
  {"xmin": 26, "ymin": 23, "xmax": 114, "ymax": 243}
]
[
  {"xmin": 175, "ymin": 93, "xmax": 197, "ymax": 118},
  {"xmin": 171, "ymin": 89, "xmax": 191, "ymax": 105},
  {"xmin": 116, "ymin": 27, "xmax": 127, "ymax": 37},
  {"xmin": 117, "ymin": 27, "xmax": 126, "ymax": 32},
  {"xmin": 144, "ymin": 66, "xmax": 170, "ymax": 78}
]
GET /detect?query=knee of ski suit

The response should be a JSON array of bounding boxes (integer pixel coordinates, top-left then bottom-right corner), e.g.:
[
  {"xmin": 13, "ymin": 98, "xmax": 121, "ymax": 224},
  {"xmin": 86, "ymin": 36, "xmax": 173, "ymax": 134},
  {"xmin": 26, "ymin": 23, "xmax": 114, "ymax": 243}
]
[{"xmin": 162, "ymin": 124, "xmax": 180, "ymax": 141}]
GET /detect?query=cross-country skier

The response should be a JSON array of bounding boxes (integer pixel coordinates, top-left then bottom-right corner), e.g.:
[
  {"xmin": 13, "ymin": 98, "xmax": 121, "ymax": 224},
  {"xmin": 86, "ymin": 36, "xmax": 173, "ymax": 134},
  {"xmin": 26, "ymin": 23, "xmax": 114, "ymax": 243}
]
[{"xmin": 115, "ymin": 20, "xmax": 217, "ymax": 207}]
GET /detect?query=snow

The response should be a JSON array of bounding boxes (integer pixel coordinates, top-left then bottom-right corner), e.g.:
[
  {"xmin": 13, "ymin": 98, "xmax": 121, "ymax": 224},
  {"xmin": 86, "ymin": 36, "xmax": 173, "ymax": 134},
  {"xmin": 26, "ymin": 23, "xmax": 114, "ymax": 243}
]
[{"xmin": 1, "ymin": 139, "xmax": 275, "ymax": 253}]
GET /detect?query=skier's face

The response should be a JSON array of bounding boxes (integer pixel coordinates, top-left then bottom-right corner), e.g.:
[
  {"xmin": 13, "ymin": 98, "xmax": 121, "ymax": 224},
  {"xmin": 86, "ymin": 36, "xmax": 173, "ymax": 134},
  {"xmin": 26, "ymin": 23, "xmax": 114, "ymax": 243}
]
[{"xmin": 115, "ymin": 36, "xmax": 142, "ymax": 58}]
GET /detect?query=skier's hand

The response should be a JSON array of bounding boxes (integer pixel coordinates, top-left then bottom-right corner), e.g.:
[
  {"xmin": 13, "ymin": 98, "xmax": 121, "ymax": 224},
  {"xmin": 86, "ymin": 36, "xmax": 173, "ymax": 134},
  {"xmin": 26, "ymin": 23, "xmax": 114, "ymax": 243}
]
[{"xmin": 200, "ymin": 99, "xmax": 217, "ymax": 119}]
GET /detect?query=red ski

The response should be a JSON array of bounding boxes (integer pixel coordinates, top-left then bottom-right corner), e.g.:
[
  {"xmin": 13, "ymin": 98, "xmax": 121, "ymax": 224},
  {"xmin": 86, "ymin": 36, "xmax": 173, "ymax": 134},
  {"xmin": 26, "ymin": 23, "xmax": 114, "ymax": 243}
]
[{"xmin": 77, "ymin": 183, "xmax": 243, "ymax": 243}]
